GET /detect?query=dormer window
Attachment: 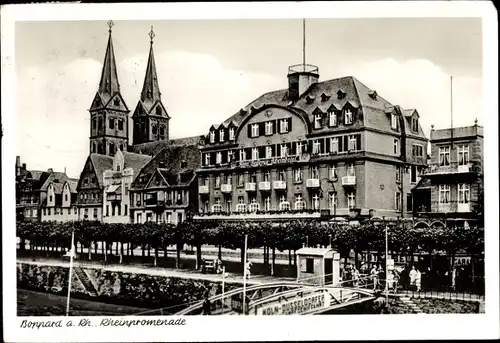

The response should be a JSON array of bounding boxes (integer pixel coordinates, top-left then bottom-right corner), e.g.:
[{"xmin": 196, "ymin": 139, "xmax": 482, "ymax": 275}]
[
  {"xmin": 306, "ymin": 95, "xmax": 315, "ymax": 104},
  {"xmin": 118, "ymin": 119, "xmax": 124, "ymax": 130},
  {"xmin": 411, "ymin": 117, "xmax": 419, "ymax": 132},
  {"xmin": 344, "ymin": 109, "xmax": 353, "ymax": 125},
  {"xmin": 391, "ymin": 113, "xmax": 398, "ymax": 130},
  {"xmin": 114, "ymin": 98, "xmax": 120, "ymax": 106},
  {"xmin": 181, "ymin": 160, "xmax": 187, "ymax": 169},
  {"xmin": 117, "ymin": 165, "xmax": 121, "ymax": 172},
  {"xmin": 109, "ymin": 118, "xmax": 115, "ymax": 130},
  {"xmin": 229, "ymin": 127, "xmax": 235, "ymax": 140},
  {"xmin": 219, "ymin": 129, "xmax": 225, "ymax": 142},
  {"xmin": 328, "ymin": 111, "xmax": 337, "ymax": 127},
  {"xmin": 314, "ymin": 113, "xmax": 322, "ymax": 129},
  {"xmin": 321, "ymin": 93, "xmax": 330, "ymax": 102},
  {"xmin": 251, "ymin": 124, "xmax": 259, "ymax": 137},
  {"xmin": 156, "ymin": 107, "xmax": 162, "ymax": 115},
  {"xmin": 209, "ymin": 131, "xmax": 215, "ymax": 143},
  {"xmin": 337, "ymin": 89, "xmax": 346, "ymax": 99},
  {"xmin": 159, "ymin": 126, "xmax": 165, "ymax": 139},
  {"xmin": 152, "ymin": 125, "xmax": 158, "ymax": 135},
  {"xmin": 368, "ymin": 90, "xmax": 378, "ymax": 100}
]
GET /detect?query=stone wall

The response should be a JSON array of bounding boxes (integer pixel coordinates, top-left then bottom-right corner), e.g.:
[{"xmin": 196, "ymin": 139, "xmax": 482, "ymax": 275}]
[{"xmin": 17, "ymin": 263, "xmax": 239, "ymax": 313}]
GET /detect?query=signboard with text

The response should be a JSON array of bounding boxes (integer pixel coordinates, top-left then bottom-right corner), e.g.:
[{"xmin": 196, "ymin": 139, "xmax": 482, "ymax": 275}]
[
  {"xmin": 255, "ymin": 292, "xmax": 328, "ymax": 315},
  {"xmin": 230, "ymin": 154, "xmax": 311, "ymax": 169}
]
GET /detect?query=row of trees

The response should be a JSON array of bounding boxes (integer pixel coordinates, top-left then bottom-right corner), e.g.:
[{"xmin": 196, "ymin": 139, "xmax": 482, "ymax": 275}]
[{"xmin": 17, "ymin": 219, "xmax": 484, "ymax": 274}]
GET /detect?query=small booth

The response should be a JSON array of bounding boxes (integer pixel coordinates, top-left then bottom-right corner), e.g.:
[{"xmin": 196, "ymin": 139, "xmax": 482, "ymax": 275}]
[{"xmin": 296, "ymin": 247, "xmax": 341, "ymax": 287}]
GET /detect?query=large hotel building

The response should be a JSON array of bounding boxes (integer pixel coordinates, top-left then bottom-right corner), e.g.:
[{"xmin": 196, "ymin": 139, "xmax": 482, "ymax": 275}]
[{"xmin": 194, "ymin": 64, "xmax": 429, "ymax": 221}]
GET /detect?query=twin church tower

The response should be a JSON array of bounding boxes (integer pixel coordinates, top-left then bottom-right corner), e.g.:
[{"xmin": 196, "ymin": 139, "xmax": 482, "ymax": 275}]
[{"xmin": 88, "ymin": 21, "xmax": 170, "ymax": 156}]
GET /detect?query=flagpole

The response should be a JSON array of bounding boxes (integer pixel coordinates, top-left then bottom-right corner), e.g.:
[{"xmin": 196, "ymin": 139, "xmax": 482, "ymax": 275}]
[
  {"xmin": 66, "ymin": 229, "xmax": 75, "ymax": 316},
  {"xmin": 302, "ymin": 18, "xmax": 306, "ymax": 69},
  {"xmin": 221, "ymin": 266, "xmax": 226, "ymax": 315},
  {"xmin": 242, "ymin": 234, "xmax": 248, "ymax": 315}
]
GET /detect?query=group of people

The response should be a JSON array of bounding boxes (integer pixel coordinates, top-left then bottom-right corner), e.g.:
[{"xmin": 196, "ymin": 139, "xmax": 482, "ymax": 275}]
[{"xmin": 341, "ymin": 264, "xmax": 361, "ymax": 287}]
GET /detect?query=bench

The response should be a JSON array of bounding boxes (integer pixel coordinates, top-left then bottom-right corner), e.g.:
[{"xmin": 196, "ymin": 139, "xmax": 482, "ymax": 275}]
[{"xmin": 202, "ymin": 259, "xmax": 219, "ymax": 274}]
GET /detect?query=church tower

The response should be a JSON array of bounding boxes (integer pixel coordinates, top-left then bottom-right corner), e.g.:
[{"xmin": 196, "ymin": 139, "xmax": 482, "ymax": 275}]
[
  {"xmin": 132, "ymin": 26, "xmax": 170, "ymax": 145},
  {"xmin": 89, "ymin": 20, "xmax": 130, "ymax": 156}
]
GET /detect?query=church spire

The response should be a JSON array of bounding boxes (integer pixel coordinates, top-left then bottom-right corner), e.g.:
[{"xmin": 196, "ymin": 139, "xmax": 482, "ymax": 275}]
[
  {"xmin": 98, "ymin": 20, "xmax": 120, "ymax": 97},
  {"xmin": 140, "ymin": 26, "xmax": 161, "ymax": 104}
]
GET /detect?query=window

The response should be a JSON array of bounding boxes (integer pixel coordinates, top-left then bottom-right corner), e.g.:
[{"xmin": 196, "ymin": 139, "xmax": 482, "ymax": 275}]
[
  {"xmin": 64, "ymin": 194, "xmax": 68, "ymax": 202},
  {"xmin": 251, "ymin": 123, "xmax": 259, "ymax": 137},
  {"xmin": 294, "ymin": 168, "xmax": 303, "ymax": 183},
  {"xmin": 438, "ymin": 185, "xmax": 451, "ymax": 204},
  {"xmin": 118, "ymin": 119, "xmax": 124, "ymax": 130},
  {"xmin": 106, "ymin": 205, "xmax": 109, "ymax": 216},
  {"xmin": 92, "ymin": 118, "xmax": 97, "ymax": 131},
  {"xmin": 329, "ymin": 165, "xmax": 338, "ymax": 180},
  {"xmin": 156, "ymin": 106, "xmax": 162, "ymax": 115},
  {"xmin": 240, "ymin": 149, "xmax": 246, "ymax": 161},
  {"xmin": 264, "ymin": 197, "xmax": 271, "ymax": 211},
  {"xmin": 224, "ymin": 198, "xmax": 231, "ymax": 212},
  {"xmin": 48, "ymin": 208, "xmax": 51, "ymax": 215},
  {"xmin": 213, "ymin": 198, "xmax": 222, "ymax": 213},
  {"xmin": 119, "ymin": 143, "xmax": 124, "ymax": 152},
  {"xmin": 236, "ymin": 173, "xmax": 244, "ymax": 186},
  {"xmin": 92, "ymin": 142, "xmax": 97, "ymax": 153},
  {"xmin": 204, "ymin": 153, "xmax": 211, "ymax": 166},
  {"xmin": 117, "ymin": 204, "xmax": 121, "ymax": 216},
  {"xmin": 98, "ymin": 117, "xmax": 103, "ymax": 131},
  {"xmin": 74, "ymin": 207, "xmax": 77, "ymax": 214},
  {"xmin": 396, "ymin": 166, "xmax": 401, "ymax": 183},
  {"xmin": 329, "ymin": 111, "xmax": 337, "ymax": 127},
  {"xmin": 250, "ymin": 172, "xmax": 257, "ymax": 183},
  {"xmin": 266, "ymin": 146, "xmax": 273, "ymax": 159},
  {"xmin": 225, "ymin": 174, "xmax": 232, "ymax": 185},
  {"xmin": 228, "ymin": 150, "xmax": 235, "ymax": 162},
  {"xmin": 439, "ymin": 146, "xmax": 450, "ymax": 166},
  {"xmin": 215, "ymin": 175, "xmax": 221, "ymax": 188},
  {"xmin": 305, "ymin": 258, "xmax": 314, "ymax": 273},
  {"xmin": 395, "ymin": 191, "xmax": 401, "ymax": 211},
  {"xmin": 93, "ymin": 208, "xmax": 98, "ymax": 218},
  {"xmin": 344, "ymin": 109, "xmax": 353, "ymax": 125},
  {"xmin": 330, "ymin": 138, "xmax": 339, "ymax": 154},
  {"xmin": 152, "ymin": 125, "xmax": 158, "ymax": 135},
  {"xmin": 265, "ymin": 122, "xmax": 273, "ymax": 135},
  {"xmin": 294, "ymin": 194, "xmax": 305, "ymax": 210},
  {"xmin": 458, "ymin": 145, "xmax": 469, "ymax": 165},
  {"xmin": 209, "ymin": 131, "xmax": 215, "ymax": 143},
  {"xmin": 114, "ymin": 98, "xmax": 120, "ymax": 106},
  {"xmin": 412, "ymin": 144, "xmax": 424, "ymax": 157},
  {"xmin": 280, "ymin": 119, "xmax": 289, "ymax": 133},
  {"xmin": 263, "ymin": 171, "xmax": 271, "ymax": 182},
  {"xmin": 329, "ymin": 193, "xmax": 336, "ymax": 209},
  {"xmin": 349, "ymin": 135, "xmax": 357, "ymax": 151},
  {"xmin": 348, "ymin": 192, "xmax": 356, "ymax": 209},
  {"xmin": 297, "ymin": 141, "xmax": 304, "ymax": 156},
  {"xmin": 406, "ymin": 193, "xmax": 413, "ymax": 212},
  {"xmin": 49, "ymin": 195, "xmax": 53, "ymax": 203},
  {"xmin": 314, "ymin": 113, "xmax": 322, "ymax": 129},
  {"xmin": 312, "ymin": 140, "xmax": 321, "ymax": 154},
  {"xmin": 310, "ymin": 166, "xmax": 319, "ymax": 179},
  {"xmin": 311, "ymin": 193, "xmax": 320, "ymax": 210},
  {"xmin": 252, "ymin": 147, "xmax": 259, "ymax": 160},
  {"xmin": 458, "ymin": 184, "xmax": 470, "ymax": 204},
  {"xmin": 109, "ymin": 118, "xmax": 115, "ymax": 129},
  {"xmin": 203, "ymin": 200, "xmax": 209, "ymax": 213},
  {"xmin": 347, "ymin": 164, "xmax": 355, "ymax": 177},
  {"xmin": 411, "ymin": 117, "xmax": 419, "ymax": 132},
  {"xmin": 110, "ymin": 142, "xmax": 116, "ymax": 155},
  {"xmin": 393, "ymin": 139, "xmax": 399, "ymax": 155},
  {"xmin": 249, "ymin": 198, "xmax": 259, "ymax": 212},
  {"xmin": 278, "ymin": 169, "xmax": 286, "ymax": 182},
  {"xmin": 219, "ymin": 129, "xmax": 225, "ymax": 142},
  {"xmin": 411, "ymin": 165, "xmax": 417, "ymax": 183},
  {"xmin": 391, "ymin": 113, "xmax": 398, "ymax": 130},
  {"xmin": 281, "ymin": 144, "xmax": 288, "ymax": 157},
  {"xmin": 159, "ymin": 126, "xmax": 165, "ymax": 139},
  {"xmin": 216, "ymin": 152, "xmax": 222, "ymax": 164},
  {"xmin": 124, "ymin": 204, "xmax": 128, "ymax": 216},
  {"xmin": 279, "ymin": 195, "xmax": 290, "ymax": 211},
  {"xmin": 229, "ymin": 127, "xmax": 235, "ymax": 140}
]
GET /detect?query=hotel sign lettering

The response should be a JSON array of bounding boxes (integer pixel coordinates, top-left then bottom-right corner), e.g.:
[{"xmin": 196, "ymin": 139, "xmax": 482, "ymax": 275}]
[
  {"xmin": 256, "ymin": 292, "xmax": 327, "ymax": 315},
  {"xmin": 231, "ymin": 154, "xmax": 310, "ymax": 169}
]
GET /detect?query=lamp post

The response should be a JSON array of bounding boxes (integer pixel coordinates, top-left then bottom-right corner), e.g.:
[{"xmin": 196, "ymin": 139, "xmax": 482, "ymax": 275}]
[
  {"xmin": 384, "ymin": 217, "xmax": 389, "ymax": 306},
  {"xmin": 65, "ymin": 229, "xmax": 75, "ymax": 316},
  {"xmin": 242, "ymin": 233, "xmax": 248, "ymax": 315}
]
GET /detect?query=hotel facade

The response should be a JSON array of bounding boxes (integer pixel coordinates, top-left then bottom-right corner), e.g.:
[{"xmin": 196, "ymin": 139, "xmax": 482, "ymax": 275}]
[{"xmin": 195, "ymin": 64, "xmax": 429, "ymax": 221}]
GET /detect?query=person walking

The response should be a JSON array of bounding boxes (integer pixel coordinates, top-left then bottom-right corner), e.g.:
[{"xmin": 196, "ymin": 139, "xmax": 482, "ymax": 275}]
[
  {"xmin": 202, "ymin": 293, "xmax": 211, "ymax": 315},
  {"xmin": 415, "ymin": 268, "xmax": 422, "ymax": 292},
  {"xmin": 370, "ymin": 265, "xmax": 379, "ymax": 290},
  {"xmin": 409, "ymin": 265, "xmax": 417, "ymax": 291},
  {"xmin": 245, "ymin": 259, "xmax": 252, "ymax": 280},
  {"xmin": 392, "ymin": 270, "xmax": 400, "ymax": 294},
  {"xmin": 353, "ymin": 267, "xmax": 360, "ymax": 288}
]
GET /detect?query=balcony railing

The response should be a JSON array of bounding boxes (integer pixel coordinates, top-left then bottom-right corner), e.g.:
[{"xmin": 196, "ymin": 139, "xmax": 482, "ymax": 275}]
[
  {"xmin": 342, "ymin": 176, "xmax": 356, "ymax": 186},
  {"xmin": 199, "ymin": 185, "xmax": 209, "ymax": 194},
  {"xmin": 306, "ymin": 178, "xmax": 320, "ymax": 188},
  {"xmin": 245, "ymin": 182, "xmax": 256, "ymax": 192},
  {"xmin": 427, "ymin": 162, "xmax": 475, "ymax": 175},
  {"xmin": 288, "ymin": 64, "xmax": 319, "ymax": 75},
  {"xmin": 273, "ymin": 180, "xmax": 287, "ymax": 190},
  {"xmin": 259, "ymin": 181, "xmax": 271, "ymax": 191},
  {"xmin": 221, "ymin": 184, "xmax": 232, "ymax": 193},
  {"xmin": 457, "ymin": 203, "xmax": 471, "ymax": 213},
  {"xmin": 144, "ymin": 198, "xmax": 158, "ymax": 206}
]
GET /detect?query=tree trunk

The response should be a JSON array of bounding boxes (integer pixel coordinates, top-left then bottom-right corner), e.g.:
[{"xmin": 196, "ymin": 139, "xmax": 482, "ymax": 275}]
[
  {"xmin": 154, "ymin": 246, "xmax": 159, "ymax": 266},
  {"xmin": 101, "ymin": 241, "xmax": 104, "ymax": 255},
  {"xmin": 240, "ymin": 246, "xmax": 245, "ymax": 265},
  {"xmin": 218, "ymin": 244, "xmax": 222, "ymax": 260},
  {"xmin": 104, "ymin": 241, "xmax": 107, "ymax": 262},
  {"xmin": 293, "ymin": 250, "xmax": 297, "ymax": 266},
  {"xmin": 147, "ymin": 245, "xmax": 151, "ymax": 257},
  {"xmin": 120, "ymin": 242, "xmax": 124, "ymax": 264},
  {"xmin": 141, "ymin": 244, "xmax": 145, "ymax": 257},
  {"xmin": 196, "ymin": 243, "xmax": 202, "ymax": 270},
  {"xmin": 88, "ymin": 241, "xmax": 92, "ymax": 260},
  {"xmin": 272, "ymin": 247, "xmax": 276, "ymax": 276},
  {"xmin": 115, "ymin": 242, "xmax": 119, "ymax": 255},
  {"xmin": 176, "ymin": 243, "xmax": 181, "ymax": 269},
  {"xmin": 94, "ymin": 242, "xmax": 98, "ymax": 254},
  {"xmin": 288, "ymin": 250, "xmax": 292, "ymax": 267}
]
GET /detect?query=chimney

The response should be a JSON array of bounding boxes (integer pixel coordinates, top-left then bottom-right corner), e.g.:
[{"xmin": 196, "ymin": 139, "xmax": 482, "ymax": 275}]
[
  {"xmin": 16, "ymin": 156, "xmax": 20, "ymax": 167},
  {"xmin": 48, "ymin": 168, "xmax": 53, "ymax": 173},
  {"xmin": 287, "ymin": 64, "xmax": 319, "ymax": 101},
  {"xmin": 22, "ymin": 163, "xmax": 26, "ymax": 170}
]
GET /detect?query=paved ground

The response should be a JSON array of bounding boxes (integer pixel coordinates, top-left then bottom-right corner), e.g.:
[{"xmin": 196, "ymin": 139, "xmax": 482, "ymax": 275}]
[{"xmin": 17, "ymin": 257, "xmax": 296, "ymax": 286}]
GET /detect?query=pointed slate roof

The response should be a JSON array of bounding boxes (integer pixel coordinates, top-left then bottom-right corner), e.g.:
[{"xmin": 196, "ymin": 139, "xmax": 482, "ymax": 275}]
[
  {"xmin": 140, "ymin": 34, "xmax": 161, "ymax": 110},
  {"xmin": 121, "ymin": 151, "xmax": 152, "ymax": 173},
  {"xmin": 98, "ymin": 25, "xmax": 120, "ymax": 101},
  {"xmin": 90, "ymin": 153, "xmax": 114, "ymax": 187}
]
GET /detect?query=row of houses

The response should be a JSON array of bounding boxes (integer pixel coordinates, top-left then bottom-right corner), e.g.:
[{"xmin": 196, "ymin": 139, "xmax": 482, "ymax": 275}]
[{"xmin": 15, "ymin": 23, "xmax": 484, "ymax": 226}]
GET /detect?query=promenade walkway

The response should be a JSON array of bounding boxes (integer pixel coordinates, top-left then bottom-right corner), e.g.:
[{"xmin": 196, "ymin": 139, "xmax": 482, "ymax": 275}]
[{"xmin": 17, "ymin": 257, "xmax": 296, "ymax": 286}]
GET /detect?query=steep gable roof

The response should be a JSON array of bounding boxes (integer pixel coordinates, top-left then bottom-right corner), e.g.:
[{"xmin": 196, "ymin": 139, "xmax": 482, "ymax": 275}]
[
  {"xmin": 121, "ymin": 151, "xmax": 152, "ymax": 173},
  {"xmin": 89, "ymin": 153, "xmax": 114, "ymax": 187},
  {"xmin": 129, "ymin": 135, "xmax": 203, "ymax": 157},
  {"xmin": 40, "ymin": 171, "xmax": 72, "ymax": 192}
]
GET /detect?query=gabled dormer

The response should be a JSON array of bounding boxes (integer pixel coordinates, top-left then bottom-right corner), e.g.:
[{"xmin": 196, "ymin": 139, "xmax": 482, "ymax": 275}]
[
  {"xmin": 112, "ymin": 149, "xmax": 125, "ymax": 172},
  {"xmin": 227, "ymin": 121, "xmax": 238, "ymax": 141},
  {"xmin": 368, "ymin": 90, "xmax": 378, "ymax": 100},
  {"xmin": 337, "ymin": 89, "xmax": 346, "ymax": 100},
  {"xmin": 320, "ymin": 93, "xmax": 331, "ymax": 102},
  {"xmin": 305, "ymin": 94, "xmax": 316, "ymax": 104}
]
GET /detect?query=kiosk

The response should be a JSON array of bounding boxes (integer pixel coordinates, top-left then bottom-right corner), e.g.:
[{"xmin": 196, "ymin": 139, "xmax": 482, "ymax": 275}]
[{"xmin": 296, "ymin": 247, "xmax": 341, "ymax": 286}]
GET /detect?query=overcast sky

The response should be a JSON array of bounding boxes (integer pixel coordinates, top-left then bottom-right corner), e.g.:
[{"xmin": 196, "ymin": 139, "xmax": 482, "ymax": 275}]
[{"xmin": 15, "ymin": 18, "xmax": 482, "ymax": 178}]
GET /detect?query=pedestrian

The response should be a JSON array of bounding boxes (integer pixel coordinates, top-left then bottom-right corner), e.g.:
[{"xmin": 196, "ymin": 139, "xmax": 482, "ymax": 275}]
[
  {"xmin": 245, "ymin": 259, "xmax": 252, "ymax": 279},
  {"xmin": 370, "ymin": 265, "xmax": 379, "ymax": 290},
  {"xmin": 393, "ymin": 270, "xmax": 400, "ymax": 294},
  {"xmin": 353, "ymin": 267, "xmax": 360, "ymax": 288},
  {"xmin": 387, "ymin": 269, "xmax": 394, "ymax": 292},
  {"xmin": 202, "ymin": 293, "xmax": 211, "ymax": 315},
  {"xmin": 409, "ymin": 265, "xmax": 417, "ymax": 291},
  {"xmin": 416, "ymin": 268, "xmax": 422, "ymax": 292}
]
